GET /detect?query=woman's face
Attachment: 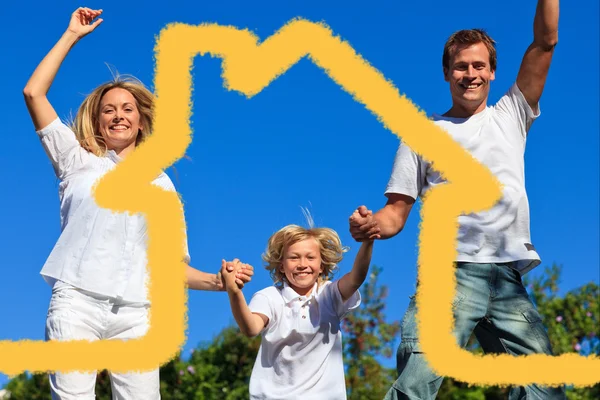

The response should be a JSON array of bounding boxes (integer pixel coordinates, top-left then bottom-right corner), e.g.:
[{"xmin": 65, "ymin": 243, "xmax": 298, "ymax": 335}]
[{"xmin": 98, "ymin": 88, "xmax": 142, "ymax": 157}]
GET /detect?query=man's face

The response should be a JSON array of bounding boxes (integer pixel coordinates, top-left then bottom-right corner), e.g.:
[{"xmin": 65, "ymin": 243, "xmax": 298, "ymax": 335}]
[{"xmin": 444, "ymin": 42, "xmax": 495, "ymax": 113}]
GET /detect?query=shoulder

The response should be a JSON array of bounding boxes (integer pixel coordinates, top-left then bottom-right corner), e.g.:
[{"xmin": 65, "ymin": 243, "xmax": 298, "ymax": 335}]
[
  {"xmin": 492, "ymin": 82, "xmax": 539, "ymax": 117},
  {"xmin": 36, "ymin": 117, "xmax": 71, "ymax": 136},
  {"xmin": 315, "ymin": 280, "xmax": 338, "ymax": 301},
  {"xmin": 254, "ymin": 285, "xmax": 282, "ymax": 300},
  {"xmin": 153, "ymin": 171, "xmax": 177, "ymax": 192}
]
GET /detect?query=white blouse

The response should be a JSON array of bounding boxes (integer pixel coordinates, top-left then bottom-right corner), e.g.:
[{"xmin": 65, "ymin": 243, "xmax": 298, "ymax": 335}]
[{"xmin": 37, "ymin": 118, "xmax": 190, "ymax": 304}]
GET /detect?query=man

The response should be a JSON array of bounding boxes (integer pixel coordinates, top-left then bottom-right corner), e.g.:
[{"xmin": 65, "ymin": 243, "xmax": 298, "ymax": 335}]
[{"xmin": 349, "ymin": 0, "xmax": 565, "ymax": 398}]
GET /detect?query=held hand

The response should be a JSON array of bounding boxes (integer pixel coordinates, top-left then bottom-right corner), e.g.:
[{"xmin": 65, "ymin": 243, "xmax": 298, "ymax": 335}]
[
  {"xmin": 221, "ymin": 259, "xmax": 254, "ymax": 291},
  {"xmin": 220, "ymin": 259, "xmax": 240, "ymax": 293},
  {"xmin": 236, "ymin": 262, "xmax": 254, "ymax": 288},
  {"xmin": 349, "ymin": 205, "xmax": 381, "ymax": 242},
  {"xmin": 67, "ymin": 8, "xmax": 103, "ymax": 39}
]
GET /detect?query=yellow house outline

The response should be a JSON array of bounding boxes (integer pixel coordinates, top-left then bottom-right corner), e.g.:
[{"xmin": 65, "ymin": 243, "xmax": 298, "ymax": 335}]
[{"xmin": 1, "ymin": 19, "xmax": 597, "ymax": 387}]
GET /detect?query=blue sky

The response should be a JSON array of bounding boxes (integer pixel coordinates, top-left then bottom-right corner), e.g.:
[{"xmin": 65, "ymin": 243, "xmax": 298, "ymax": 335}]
[{"xmin": 1, "ymin": 0, "xmax": 598, "ymax": 389}]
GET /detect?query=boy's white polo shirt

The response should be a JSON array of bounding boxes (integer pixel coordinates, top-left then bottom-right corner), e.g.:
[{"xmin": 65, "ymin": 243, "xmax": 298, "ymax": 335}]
[{"xmin": 248, "ymin": 280, "xmax": 361, "ymax": 399}]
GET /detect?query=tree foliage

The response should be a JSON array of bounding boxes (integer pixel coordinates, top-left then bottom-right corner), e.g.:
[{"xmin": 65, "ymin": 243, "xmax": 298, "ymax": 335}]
[{"xmin": 342, "ymin": 264, "xmax": 401, "ymax": 399}]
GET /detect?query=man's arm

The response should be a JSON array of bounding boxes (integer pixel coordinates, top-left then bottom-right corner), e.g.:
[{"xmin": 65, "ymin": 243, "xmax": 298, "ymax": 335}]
[
  {"xmin": 373, "ymin": 194, "xmax": 415, "ymax": 239},
  {"xmin": 349, "ymin": 193, "xmax": 415, "ymax": 241},
  {"xmin": 516, "ymin": 0, "xmax": 559, "ymax": 110}
]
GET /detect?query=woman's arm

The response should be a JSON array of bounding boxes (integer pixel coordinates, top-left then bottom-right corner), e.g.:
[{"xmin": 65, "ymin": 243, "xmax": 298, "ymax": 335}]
[
  {"xmin": 186, "ymin": 260, "xmax": 254, "ymax": 291},
  {"xmin": 23, "ymin": 7, "xmax": 103, "ymax": 130}
]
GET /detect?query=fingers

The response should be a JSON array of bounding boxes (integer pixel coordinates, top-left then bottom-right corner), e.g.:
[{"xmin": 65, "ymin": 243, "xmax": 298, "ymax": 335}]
[
  {"xmin": 226, "ymin": 258, "xmax": 240, "ymax": 272},
  {"xmin": 221, "ymin": 261, "xmax": 254, "ymax": 286},
  {"xmin": 235, "ymin": 263, "xmax": 254, "ymax": 280},
  {"xmin": 223, "ymin": 260, "xmax": 252, "ymax": 279},
  {"xmin": 241, "ymin": 264, "xmax": 254, "ymax": 276},
  {"xmin": 349, "ymin": 209, "xmax": 360, "ymax": 224},
  {"xmin": 358, "ymin": 205, "xmax": 370, "ymax": 218},
  {"xmin": 90, "ymin": 18, "xmax": 104, "ymax": 30},
  {"xmin": 74, "ymin": 7, "xmax": 103, "ymax": 28},
  {"xmin": 235, "ymin": 264, "xmax": 252, "ymax": 288},
  {"xmin": 350, "ymin": 211, "xmax": 380, "ymax": 240},
  {"xmin": 349, "ymin": 206, "xmax": 373, "ymax": 225},
  {"xmin": 237, "ymin": 269, "xmax": 253, "ymax": 283},
  {"xmin": 361, "ymin": 221, "xmax": 380, "ymax": 239}
]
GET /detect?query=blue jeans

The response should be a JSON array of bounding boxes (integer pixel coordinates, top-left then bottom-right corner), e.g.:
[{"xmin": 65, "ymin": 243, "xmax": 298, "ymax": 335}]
[{"xmin": 385, "ymin": 262, "xmax": 566, "ymax": 399}]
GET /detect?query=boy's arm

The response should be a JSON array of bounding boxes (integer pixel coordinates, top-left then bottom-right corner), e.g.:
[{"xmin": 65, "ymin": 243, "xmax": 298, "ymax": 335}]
[
  {"xmin": 222, "ymin": 260, "xmax": 268, "ymax": 337},
  {"xmin": 337, "ymin": 240, "xmax": 374, "ymax": 302},
  {"xmin": 227, "ymin": 290, "xmax": 269, "ymax": 337}
]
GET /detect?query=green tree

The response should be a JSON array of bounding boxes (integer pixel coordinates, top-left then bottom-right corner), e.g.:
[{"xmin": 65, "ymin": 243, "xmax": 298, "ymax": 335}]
[
  {"xmin": 525, "ymin": 264, "xmax": 599, "ymax": 400},
  {"xmin": 5, "ymin": 369, "xmax": 112, "ymax": 400},
  {"xmin": 159, "ymin": 326, "xmax": 260, "ymax": 399},
  {"xmin": 342, "ymin": 264, "xmax": 401, "ymax": 399}
]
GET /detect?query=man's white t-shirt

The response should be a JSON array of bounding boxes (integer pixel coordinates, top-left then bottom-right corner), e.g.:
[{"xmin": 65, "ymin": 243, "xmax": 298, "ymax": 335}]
[
  {"xmin": 247, "ymin": 280, "xmax": 361, "ymax": 399},
  {"xmin": 386, "ymin": 83, "xmax": 541, "ymax": 274}
]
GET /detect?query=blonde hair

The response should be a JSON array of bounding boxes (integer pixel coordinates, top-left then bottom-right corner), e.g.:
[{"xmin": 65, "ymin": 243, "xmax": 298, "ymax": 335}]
[
  {"xmin": 262, "ymin": 224, "xmax": 349, "ymax": 288},
  {"xmin": 70, "ymin": 75, "xmax": 154, "ymax": 156}
]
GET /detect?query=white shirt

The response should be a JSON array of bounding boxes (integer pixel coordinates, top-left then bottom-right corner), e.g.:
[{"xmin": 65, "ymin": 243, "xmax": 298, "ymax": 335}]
[
  {"xmin": 247, "ymin": 280, "xmax": 361, "ymax": 400},
  {"xmin": 37, "ymin": 118, "xmax": 190, "ymax": 304},
  {"xmin": 386, "ymin": 83, "xmax": 541, "ymax": 274}
]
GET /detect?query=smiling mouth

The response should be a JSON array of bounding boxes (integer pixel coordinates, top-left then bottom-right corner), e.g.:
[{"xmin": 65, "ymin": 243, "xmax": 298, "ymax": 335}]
[
  {"xmin": 460, "ymin": 82, "xmax": 482, "ymax": 90},
  {"xmin": 109, "ymin": 124, "xmax": 130, "ymax": 132},
  {"xmin": 294, "ymin": 272, "xmax": 312, "ymax": 277}
]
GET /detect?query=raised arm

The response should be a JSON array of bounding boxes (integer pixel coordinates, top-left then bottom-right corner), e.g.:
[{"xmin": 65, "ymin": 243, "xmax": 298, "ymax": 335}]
[
  {"xmin": 337, "ymin": 240, "xmax": 374, "ymax": 302},
  {"xmin": 516, "ymin": 0, "xmax": 559, "ymax": 110},
  {"xmin": 23, "ymin": 8, "xmax": 103, "ymax": 130},
  {"xmin": 222, "ymin": 260, "xmax": 268, "ymax": 337}
]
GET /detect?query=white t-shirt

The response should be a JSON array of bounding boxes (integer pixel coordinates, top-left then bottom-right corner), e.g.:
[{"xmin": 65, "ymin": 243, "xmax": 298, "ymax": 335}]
[
  {"xmin": 37, "ymin": 118, "xmax": 191, "ymax": 303},
  {"xmin": 248, "ymin": 280, "xmax": 361, "ymax": 399},
  {"xmin": 385, "ymin": 83, "xmax": 541, "ymax": 274}
]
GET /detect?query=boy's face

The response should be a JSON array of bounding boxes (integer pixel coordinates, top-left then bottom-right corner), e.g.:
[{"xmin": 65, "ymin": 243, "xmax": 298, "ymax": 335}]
[{"xmin": 281, "ymin": 238, "xmax": 323, "ymax": 296}]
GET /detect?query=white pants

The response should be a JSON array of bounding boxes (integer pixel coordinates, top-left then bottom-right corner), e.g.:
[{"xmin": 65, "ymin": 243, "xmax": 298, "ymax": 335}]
[{"xmin": 45, "ymin": 284, "xmax": 160, "ymax": 400}]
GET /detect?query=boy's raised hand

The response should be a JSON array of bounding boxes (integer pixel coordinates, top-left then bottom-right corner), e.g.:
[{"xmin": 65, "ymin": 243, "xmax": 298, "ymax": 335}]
[
  {"xmin": 219, "ymin": 259, "xmax": 252, "ymax": 293},
  {"xmin": 349, "ymin": 206, "xmax": 381, "ymax": 241}
]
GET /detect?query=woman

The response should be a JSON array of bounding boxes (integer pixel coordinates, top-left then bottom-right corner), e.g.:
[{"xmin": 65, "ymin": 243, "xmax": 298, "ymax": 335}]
[{"xmin": 23, "ymin": 7, "xmax": 253, "ymax": 399}]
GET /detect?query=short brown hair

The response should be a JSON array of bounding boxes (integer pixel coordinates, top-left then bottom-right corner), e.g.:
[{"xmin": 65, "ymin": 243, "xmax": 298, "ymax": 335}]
[{"xmin": 443, "ymin": 29, "xmax": 497, "ymax": 72}]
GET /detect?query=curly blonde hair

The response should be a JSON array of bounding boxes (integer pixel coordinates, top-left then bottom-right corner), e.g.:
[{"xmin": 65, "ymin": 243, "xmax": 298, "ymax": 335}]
[
  {"xmin": 70, "ymin": 75, "xmax": 154, "ymax": 156},
  {"xmin": 262, "ymin": 224, "xmax": 349, "ymax": 288}
]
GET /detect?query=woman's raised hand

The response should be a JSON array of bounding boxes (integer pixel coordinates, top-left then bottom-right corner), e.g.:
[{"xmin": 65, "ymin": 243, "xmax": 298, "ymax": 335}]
[{"xmin": 67, "ymin": 8, "xmax": 103, "ymax": 39}]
